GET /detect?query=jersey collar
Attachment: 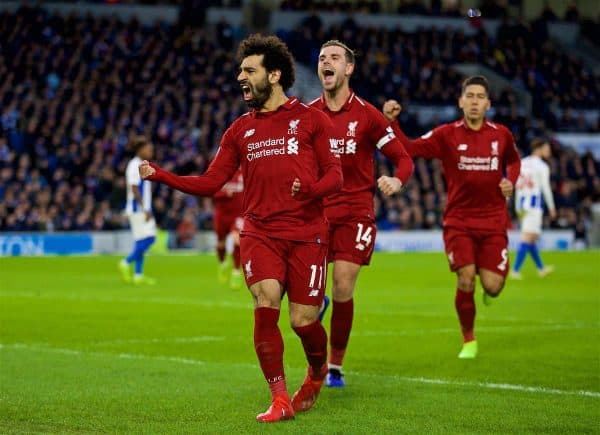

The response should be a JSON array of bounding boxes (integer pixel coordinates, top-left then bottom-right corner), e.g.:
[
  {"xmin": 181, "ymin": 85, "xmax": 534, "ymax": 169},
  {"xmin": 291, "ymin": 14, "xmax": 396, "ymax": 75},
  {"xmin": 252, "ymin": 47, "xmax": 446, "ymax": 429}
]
[
  {"xmin": 320, "ymin": 89, "xmax": 355, "ymax": 113},
  {"xmin": 251, "ymin": 96, "xmax": 299, "ymax": 118}
]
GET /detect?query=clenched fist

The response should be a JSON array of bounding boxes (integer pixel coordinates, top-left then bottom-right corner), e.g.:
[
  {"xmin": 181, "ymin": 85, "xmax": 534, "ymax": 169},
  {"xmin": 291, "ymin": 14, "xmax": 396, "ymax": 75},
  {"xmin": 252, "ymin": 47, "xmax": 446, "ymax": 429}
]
[
  {"xmin": 499, "ymin": 178, "xmax": 514, "ymax": 198},
  {"xmin": 382, "ymin": 99, "xmax": 402, "ymax": 122},
  {"xmin": 139, "ymin": 160, "xmax": 156, "ymax": 179},
  {"xmin": 377, "ymin": 175, "xmax": 403, "ymax": 196},
  {"xmin": 291, "ymin": 178, "xmax": 301, "ymax": 196}
]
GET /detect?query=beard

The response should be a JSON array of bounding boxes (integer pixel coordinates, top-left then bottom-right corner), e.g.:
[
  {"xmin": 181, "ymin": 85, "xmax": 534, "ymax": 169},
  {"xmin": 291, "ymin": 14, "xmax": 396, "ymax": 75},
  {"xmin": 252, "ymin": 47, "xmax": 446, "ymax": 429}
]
[{"xmin": 246, "ymin": 77, "xmax": 273, "ymax": 109}]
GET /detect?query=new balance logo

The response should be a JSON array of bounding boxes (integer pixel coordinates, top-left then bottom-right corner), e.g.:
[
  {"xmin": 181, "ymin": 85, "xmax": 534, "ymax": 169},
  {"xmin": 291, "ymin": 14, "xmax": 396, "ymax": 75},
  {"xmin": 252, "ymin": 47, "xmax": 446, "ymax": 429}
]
[
  {"xmin": 288, "ymin": 119, "xmax": 300, "ymax": 134},
  {"xmin": 244, "ymin": 260, "xmax": 253, "ymax": 278},
  {"xmin": 287, "ymin": 137, "xmax": 299, "ymax": 155},
  {"xmin": 244, "ymin": 129, "xmax": 255, "ymax": 138},
  {"xmin": 458, "ymin": 144, "xmax": 468, "ymax": 151},
  {"xmin": 308, "ymin": 289, "xmax": 319, "ymax": 297}
]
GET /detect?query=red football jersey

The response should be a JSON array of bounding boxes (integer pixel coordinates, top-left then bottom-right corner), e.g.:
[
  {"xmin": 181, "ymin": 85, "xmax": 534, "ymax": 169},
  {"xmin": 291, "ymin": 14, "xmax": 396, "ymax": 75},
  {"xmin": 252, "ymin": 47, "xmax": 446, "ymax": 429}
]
[
  {"xmin": 213, "ymin": 169, "xmax": 244, "ymax": 216},
  {"xmin": 310, "ymin": 92, "xmax": 413, "ymax": 221},
  {"xmin": 148, "ymin": 97, "xmax": 343, "ymax": 242},
  {"xmin": 392, "ymin": 119, "xmax": 521, "ymax": 231}
]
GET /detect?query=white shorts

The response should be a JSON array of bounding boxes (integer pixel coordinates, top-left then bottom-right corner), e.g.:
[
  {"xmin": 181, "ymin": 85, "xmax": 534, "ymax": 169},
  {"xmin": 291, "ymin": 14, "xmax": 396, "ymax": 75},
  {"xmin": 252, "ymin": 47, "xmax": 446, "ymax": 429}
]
[
  {"xmin": 520, "ymin": 209, "xmax": 543, "ymax": 234},
  {"xmin": 128, "ymin": 212, "xmax": 157, "ymax": 241}
]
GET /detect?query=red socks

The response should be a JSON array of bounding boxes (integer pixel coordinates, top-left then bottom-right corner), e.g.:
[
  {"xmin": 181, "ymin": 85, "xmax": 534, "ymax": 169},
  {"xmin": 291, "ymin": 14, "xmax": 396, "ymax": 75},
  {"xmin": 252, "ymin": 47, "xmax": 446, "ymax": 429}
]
[
  {"xmin": 293, "ymin": 321, "xmax": 328, "ymax": 380},
  {"xmin": 455, "ymin": 289, "xmax": 476, "ymax": 343},
  {"xmin": 329, "ymin": 299, "xmax": 354, "ymax": 367},
  {"xmin": 232, "ymin": 244, "xmax": 241, "ymax": 269},
  {"xmin": 254, "ymin": 307, "xmax": 287, "ymax": 398},
  {"xmin": 216, "ymin": 245, "xmax": 226, "ymax": 263}
]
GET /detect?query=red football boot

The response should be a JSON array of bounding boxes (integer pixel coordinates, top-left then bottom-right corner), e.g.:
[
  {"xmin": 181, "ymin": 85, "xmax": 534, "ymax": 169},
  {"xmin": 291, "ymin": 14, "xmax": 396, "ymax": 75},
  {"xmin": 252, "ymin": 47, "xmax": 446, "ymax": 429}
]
[
  {"xmin": 256, "ymin": 395, "xmax": 295, "ymax": 423},
  {"xmin": 291, "ymin": 364, "xmax": 327, "ymax": 413}
]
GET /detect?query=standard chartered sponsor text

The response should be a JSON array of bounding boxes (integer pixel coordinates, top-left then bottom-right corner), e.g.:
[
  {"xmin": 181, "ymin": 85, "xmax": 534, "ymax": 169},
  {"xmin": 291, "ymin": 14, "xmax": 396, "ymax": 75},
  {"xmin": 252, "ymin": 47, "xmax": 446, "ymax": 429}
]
[
  {"xmin": 458, "ymin": 155, "xmax": 495, "ymax": 171},
  {"xmin": 247, "ymin": 137, "xmax": 286, "ymax": 161}
]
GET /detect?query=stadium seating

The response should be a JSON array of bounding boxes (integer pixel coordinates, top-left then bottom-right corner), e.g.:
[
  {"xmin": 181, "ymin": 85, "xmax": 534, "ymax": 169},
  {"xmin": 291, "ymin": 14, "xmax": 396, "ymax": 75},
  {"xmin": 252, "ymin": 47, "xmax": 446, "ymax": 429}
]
[{"xmin": 0, "ymin": 6, "xmax": 597, "ymax": 243}]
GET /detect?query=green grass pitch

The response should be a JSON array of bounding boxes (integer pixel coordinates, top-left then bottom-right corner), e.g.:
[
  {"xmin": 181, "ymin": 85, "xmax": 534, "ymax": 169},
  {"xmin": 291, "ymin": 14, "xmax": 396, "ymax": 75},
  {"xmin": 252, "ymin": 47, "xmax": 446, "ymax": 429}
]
[{"xmin": 1, "ymin": 251, "xmax": 598, "ymax": 434}]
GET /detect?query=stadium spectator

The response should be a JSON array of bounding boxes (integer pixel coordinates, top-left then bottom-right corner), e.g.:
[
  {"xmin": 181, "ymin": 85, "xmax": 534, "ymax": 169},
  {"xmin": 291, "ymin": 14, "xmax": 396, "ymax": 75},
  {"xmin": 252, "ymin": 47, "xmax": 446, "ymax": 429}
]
[{"xmin": 0, "ymin": 6, "xmax": 597, "ymax": 244}]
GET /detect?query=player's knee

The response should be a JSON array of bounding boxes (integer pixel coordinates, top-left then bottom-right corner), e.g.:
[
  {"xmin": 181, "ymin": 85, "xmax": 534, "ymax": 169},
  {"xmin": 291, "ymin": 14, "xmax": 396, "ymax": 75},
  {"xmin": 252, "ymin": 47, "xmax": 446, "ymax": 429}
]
[
  {"xmin": 289, "ymin": 309, "xmax": 318, "ymax": 328},
  {"xmin": 332, "ymin": 279, "xmax": 354, "ymax": 301},
  {"xmin": 483, "ymin": 280, "xmax": 505, "ymax": 297},
  {"xmin": 457, "ymin": 271, "xmax": 476, "ymax": 291}
]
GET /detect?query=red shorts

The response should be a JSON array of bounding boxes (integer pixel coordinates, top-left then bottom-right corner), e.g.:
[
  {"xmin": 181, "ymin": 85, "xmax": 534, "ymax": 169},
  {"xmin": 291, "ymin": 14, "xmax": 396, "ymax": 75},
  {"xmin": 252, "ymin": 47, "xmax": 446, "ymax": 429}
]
[
  {"xmin": 240, "ymin": 233, "xmax": 328, "ymax": 306},
  {"xmin": 328, "ymin": 219, "xmax": 376, "ymax": 265},
  {"xmin": 213, "ymin": 208, "xmax": 243, "ymax": 240},
  {"xmin": 443, "ymin": 227, "xmax": 509, "ymax": 277}
]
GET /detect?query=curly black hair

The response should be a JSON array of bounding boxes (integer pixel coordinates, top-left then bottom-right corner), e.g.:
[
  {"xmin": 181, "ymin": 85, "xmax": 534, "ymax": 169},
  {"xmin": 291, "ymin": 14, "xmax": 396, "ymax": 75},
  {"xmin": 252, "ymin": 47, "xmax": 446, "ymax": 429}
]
[{"xmin": 237, "ymin": 34, "xmax": 296, "ymax": 91}]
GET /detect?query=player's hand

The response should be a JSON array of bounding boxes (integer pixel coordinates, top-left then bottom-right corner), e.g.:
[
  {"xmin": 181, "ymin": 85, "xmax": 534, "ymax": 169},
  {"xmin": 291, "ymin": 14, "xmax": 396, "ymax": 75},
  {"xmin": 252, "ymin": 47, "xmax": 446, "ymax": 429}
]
[
  {"xmin": 549, "ymin": 209, "xmax": 557, "ymax": 220},
  {"xmin": 382, "ymin": 99, "xmax": 402, "ymax": 122},
  {"xmin": 144, "ymin": 211, "xmax": 153, "ymax": 222},
  {"xmin": 499, "ymin": 178, "xmax": 514, "ymax": 198},
  {"xmin": 291, "ymin": 178, "xmax": 301, "ymax": 196},
  {"xmin": 139, "ymin": 160, "xmax": 156, "ymax": 179},
  {"xmin": 377, "ymin": 175, "xmax": 403, "ymax": 196}
]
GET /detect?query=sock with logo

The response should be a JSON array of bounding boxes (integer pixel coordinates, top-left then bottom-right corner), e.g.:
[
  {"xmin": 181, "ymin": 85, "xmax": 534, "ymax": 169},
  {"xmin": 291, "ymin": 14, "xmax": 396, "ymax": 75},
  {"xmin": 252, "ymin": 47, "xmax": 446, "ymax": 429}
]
[{"xmin": 254, "ymin": 307, "xmax": 287, "ymax": 398}]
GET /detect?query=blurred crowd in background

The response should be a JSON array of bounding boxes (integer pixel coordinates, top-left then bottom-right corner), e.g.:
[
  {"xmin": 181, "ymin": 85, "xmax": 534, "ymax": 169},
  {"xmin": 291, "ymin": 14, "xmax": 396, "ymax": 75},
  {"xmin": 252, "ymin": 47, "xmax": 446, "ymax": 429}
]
[{"xmin": 1, "ymin": 5, "xmax": 598, "ymax": 247}]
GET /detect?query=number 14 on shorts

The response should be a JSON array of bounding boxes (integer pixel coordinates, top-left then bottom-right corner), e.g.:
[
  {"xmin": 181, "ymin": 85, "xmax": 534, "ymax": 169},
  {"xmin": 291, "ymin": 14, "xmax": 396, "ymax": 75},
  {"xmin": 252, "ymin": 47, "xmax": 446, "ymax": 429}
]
[{"xmin": 355, "ymin": 223, "xmax": 373, "ymax": 251}]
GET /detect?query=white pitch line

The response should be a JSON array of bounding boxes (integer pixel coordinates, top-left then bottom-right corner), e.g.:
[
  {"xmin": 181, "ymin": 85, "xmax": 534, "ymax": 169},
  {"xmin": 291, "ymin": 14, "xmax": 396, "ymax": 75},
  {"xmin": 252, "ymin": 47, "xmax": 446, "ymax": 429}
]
[
  {"xmin": 93, "ymin": 336, "xmax": 226, "ymax": 346},
  {"xmin": 1, "ymin": 342, "xmax": 598, "ymax": 399}
]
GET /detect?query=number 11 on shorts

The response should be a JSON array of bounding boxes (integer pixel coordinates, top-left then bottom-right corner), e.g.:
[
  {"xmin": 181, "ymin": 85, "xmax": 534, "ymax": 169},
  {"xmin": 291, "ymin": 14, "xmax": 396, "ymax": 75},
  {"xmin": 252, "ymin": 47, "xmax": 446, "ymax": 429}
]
[{"xmin": 309, "ymin": 263, "xmax": 324, "ymax": 289}]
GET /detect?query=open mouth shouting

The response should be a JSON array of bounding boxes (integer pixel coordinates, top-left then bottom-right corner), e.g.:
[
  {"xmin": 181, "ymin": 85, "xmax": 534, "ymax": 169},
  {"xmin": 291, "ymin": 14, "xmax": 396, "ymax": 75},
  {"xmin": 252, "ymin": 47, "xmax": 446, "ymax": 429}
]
[
  {"xmin": 240, "ymin": 82, "xmax": 253, "ymax": 101},
  {"xmin": 321, "ymin": 67, "xmax": 336, "ymax": 86}
]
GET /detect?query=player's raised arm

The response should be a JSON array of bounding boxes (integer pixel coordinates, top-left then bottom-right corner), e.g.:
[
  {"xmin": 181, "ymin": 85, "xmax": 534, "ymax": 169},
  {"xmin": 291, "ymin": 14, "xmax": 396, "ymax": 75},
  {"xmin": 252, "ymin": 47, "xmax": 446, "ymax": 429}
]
[
  {"xmin": 382, "ymin": 99, "xmax": 443, "ymax": 159},
  {"xmin": 292, "ymin": 110, "xmax": 343, "ymax": 200},
  {"xmin": 368, "ymin": 105, "xmax": 414, "ymax": 196},
  {"xmin": 141, "ymin": 129, "xmax": 240, "ymax": 197}
]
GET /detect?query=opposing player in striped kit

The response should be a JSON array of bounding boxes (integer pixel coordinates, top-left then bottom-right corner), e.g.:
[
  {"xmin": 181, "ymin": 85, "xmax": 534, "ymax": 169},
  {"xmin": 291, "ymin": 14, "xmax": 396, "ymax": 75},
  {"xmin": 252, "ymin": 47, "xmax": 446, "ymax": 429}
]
[
  {"xmin": 511, "ymin": 138, "xmax": 556, "ymax": 279},
  {"xmin": 118, "ymin": 136, "xmax": 157, "ymax": 285}
]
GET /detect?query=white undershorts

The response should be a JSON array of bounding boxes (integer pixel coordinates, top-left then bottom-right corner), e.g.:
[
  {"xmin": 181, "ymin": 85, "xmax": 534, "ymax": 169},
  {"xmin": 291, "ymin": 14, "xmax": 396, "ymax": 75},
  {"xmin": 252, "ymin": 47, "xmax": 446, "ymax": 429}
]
[
  {"xmin": 128, "ymin": 212, "xmax": 157, "ymax": 241},
  {"xmin": 520, "ymin": 209, "xmax": 543, "ymax": 235}
]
